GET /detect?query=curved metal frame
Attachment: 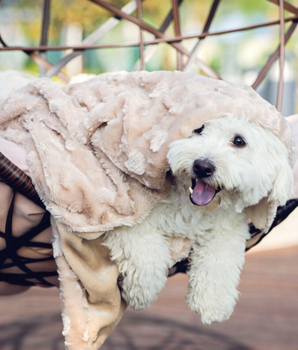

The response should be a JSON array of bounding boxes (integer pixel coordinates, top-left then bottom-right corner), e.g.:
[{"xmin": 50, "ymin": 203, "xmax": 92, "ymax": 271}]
[{"xmin": 0, "ymin": 0, "xmax": 297, "ymax": 111}]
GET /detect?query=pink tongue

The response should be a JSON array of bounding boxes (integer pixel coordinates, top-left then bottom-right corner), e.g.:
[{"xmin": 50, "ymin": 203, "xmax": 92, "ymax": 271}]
[{"xmin": 191, "ymin": 180, "xmax": 216, "ymax": 206}]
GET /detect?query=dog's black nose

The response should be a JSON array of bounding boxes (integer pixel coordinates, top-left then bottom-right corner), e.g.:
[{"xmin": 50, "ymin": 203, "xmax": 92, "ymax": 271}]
[{"xmin": 193, "ymin": 159, "xmax": 215, "ymax": 178}]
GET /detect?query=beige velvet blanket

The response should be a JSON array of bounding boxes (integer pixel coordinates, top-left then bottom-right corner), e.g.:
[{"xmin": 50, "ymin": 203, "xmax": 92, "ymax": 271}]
[{"xmin": 0, "ymin": 71, "xmax": 295, "ymax": 349}]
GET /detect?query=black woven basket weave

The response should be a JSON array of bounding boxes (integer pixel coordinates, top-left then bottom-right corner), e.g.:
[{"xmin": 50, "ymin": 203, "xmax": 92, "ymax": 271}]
[{"xmin": 0, "ymin": 152, "xmax": 56, "ymax": 287}]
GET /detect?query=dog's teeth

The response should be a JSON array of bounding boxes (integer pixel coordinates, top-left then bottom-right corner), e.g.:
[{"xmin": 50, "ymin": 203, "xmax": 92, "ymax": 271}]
[{"xmin": 189, "ymin": 187, "xmax": 193, "ymax": 194}]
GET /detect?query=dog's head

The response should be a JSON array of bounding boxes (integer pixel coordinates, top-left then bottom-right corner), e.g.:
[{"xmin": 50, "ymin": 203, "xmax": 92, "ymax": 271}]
[{"xmin": 167, "ymin": 114, "xmax": 294, "ymax": 231}]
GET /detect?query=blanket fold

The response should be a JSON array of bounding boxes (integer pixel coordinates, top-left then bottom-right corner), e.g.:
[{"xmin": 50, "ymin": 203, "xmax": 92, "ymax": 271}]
[
  {"xmin": 0, "ymin": 71, "xmax": 295, "ymax": 349},
  {"xmin": 52, "ymin": 221, "xmax": 126, "ymax": 349}
]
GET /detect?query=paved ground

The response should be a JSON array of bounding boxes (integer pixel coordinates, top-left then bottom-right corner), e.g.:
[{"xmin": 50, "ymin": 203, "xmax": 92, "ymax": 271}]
[{"xmin": 0, "ymin": 246, "xmax": 297, "ymax": 350}]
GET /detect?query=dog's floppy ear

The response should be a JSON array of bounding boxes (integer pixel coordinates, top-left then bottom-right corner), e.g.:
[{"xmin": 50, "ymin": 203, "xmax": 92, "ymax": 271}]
[
  {"xmin": 245, "ymin": 159, "xmax": 294, "ymax": 233},
  {"xmin": 244, "ymin": 197, "xmax": 277, "ymax": 233},
  {"xmin": 268, "ymin": 158, "xmax": 294, "ymax": 206}
]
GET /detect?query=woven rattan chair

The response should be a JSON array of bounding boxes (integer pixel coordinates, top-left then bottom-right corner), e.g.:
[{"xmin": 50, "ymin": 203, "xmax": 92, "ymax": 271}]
[
  {"xmin": 0, "ymin": 0, "xmax": 298, "ymax": 286},
  {"xmin": 0, "ymin": 150, "xmax": 297, "ymax": 286}
]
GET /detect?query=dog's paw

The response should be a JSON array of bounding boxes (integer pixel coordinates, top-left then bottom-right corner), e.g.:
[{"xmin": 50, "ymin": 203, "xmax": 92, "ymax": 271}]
[
  {"xmin": 121, "ymin": 272, "xmax": 167, "ymax": 311},
  {"xmin": 121, "ymin": 283, "xmax": 156, "ymax": 311},
  {"xmin": 185, "ymin": 287, "xmax": 238, "ymax": 324}
]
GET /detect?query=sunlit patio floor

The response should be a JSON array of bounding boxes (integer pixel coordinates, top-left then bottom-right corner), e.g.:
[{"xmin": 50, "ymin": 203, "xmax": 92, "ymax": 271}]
[
  {"xmin": 0, "ymin": 243, "xmax": 298, "ymax": 350},
  {"xmin": 0, "ymin": 246, "xmax": 297, "ymax": 350}
]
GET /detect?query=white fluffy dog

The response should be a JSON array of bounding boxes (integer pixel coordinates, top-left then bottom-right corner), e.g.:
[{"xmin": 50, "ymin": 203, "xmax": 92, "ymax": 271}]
[{"xmin": 104, "ymin": 113, "xmax": 293, "ymax": 324}]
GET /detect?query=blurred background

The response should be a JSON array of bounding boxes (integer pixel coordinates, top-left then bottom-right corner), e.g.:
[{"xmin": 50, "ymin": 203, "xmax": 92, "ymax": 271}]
[
  {"xmin": 0, "ymin": 0, "xmax": 298, "ymax": 114},
  {"xmin": 0, "ymin": 1, "xmax": 298, "ymax": 349}
]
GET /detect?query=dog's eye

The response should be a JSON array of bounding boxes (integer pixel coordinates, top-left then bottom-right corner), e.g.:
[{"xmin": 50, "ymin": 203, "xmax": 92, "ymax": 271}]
[
  {"xmin": 233, "ymin": 135, "xmax": 246, "ymax": 148},
  {"xmin": 193, "ymin": 125, "xmax": 204, "ymax": 135}
]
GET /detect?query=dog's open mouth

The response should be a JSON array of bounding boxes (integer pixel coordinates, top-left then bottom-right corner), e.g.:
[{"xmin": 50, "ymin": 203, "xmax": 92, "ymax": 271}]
[{"xmin": 189, "ymin": 178, "xmax": 221, "ymax": 206}]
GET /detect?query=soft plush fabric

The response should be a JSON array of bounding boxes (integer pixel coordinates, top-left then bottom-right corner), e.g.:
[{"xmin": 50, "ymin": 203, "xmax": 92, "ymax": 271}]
[
  {"xmin": 0, "ymin": 136, "xmax": 127, "ymax": 349},
  {"xmin": 0, "ymin": 71, "xmax": 295, "ymax": 349}
]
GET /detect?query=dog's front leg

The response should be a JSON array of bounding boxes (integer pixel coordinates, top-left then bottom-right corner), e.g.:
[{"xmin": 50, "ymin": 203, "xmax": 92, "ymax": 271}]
[
  {"xmin": 186, "ymin": 214, "xmax": 250, "ymax": 324},
  {"xmin": 104, "ymin": 224, "xmax": 172, "ymax": 311}
]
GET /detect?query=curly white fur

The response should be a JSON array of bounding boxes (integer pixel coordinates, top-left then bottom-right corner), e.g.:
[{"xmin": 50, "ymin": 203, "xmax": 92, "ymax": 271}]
[{"xmin": 104, "ymin": 113, "xmax": 293, "ymax": 324}]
